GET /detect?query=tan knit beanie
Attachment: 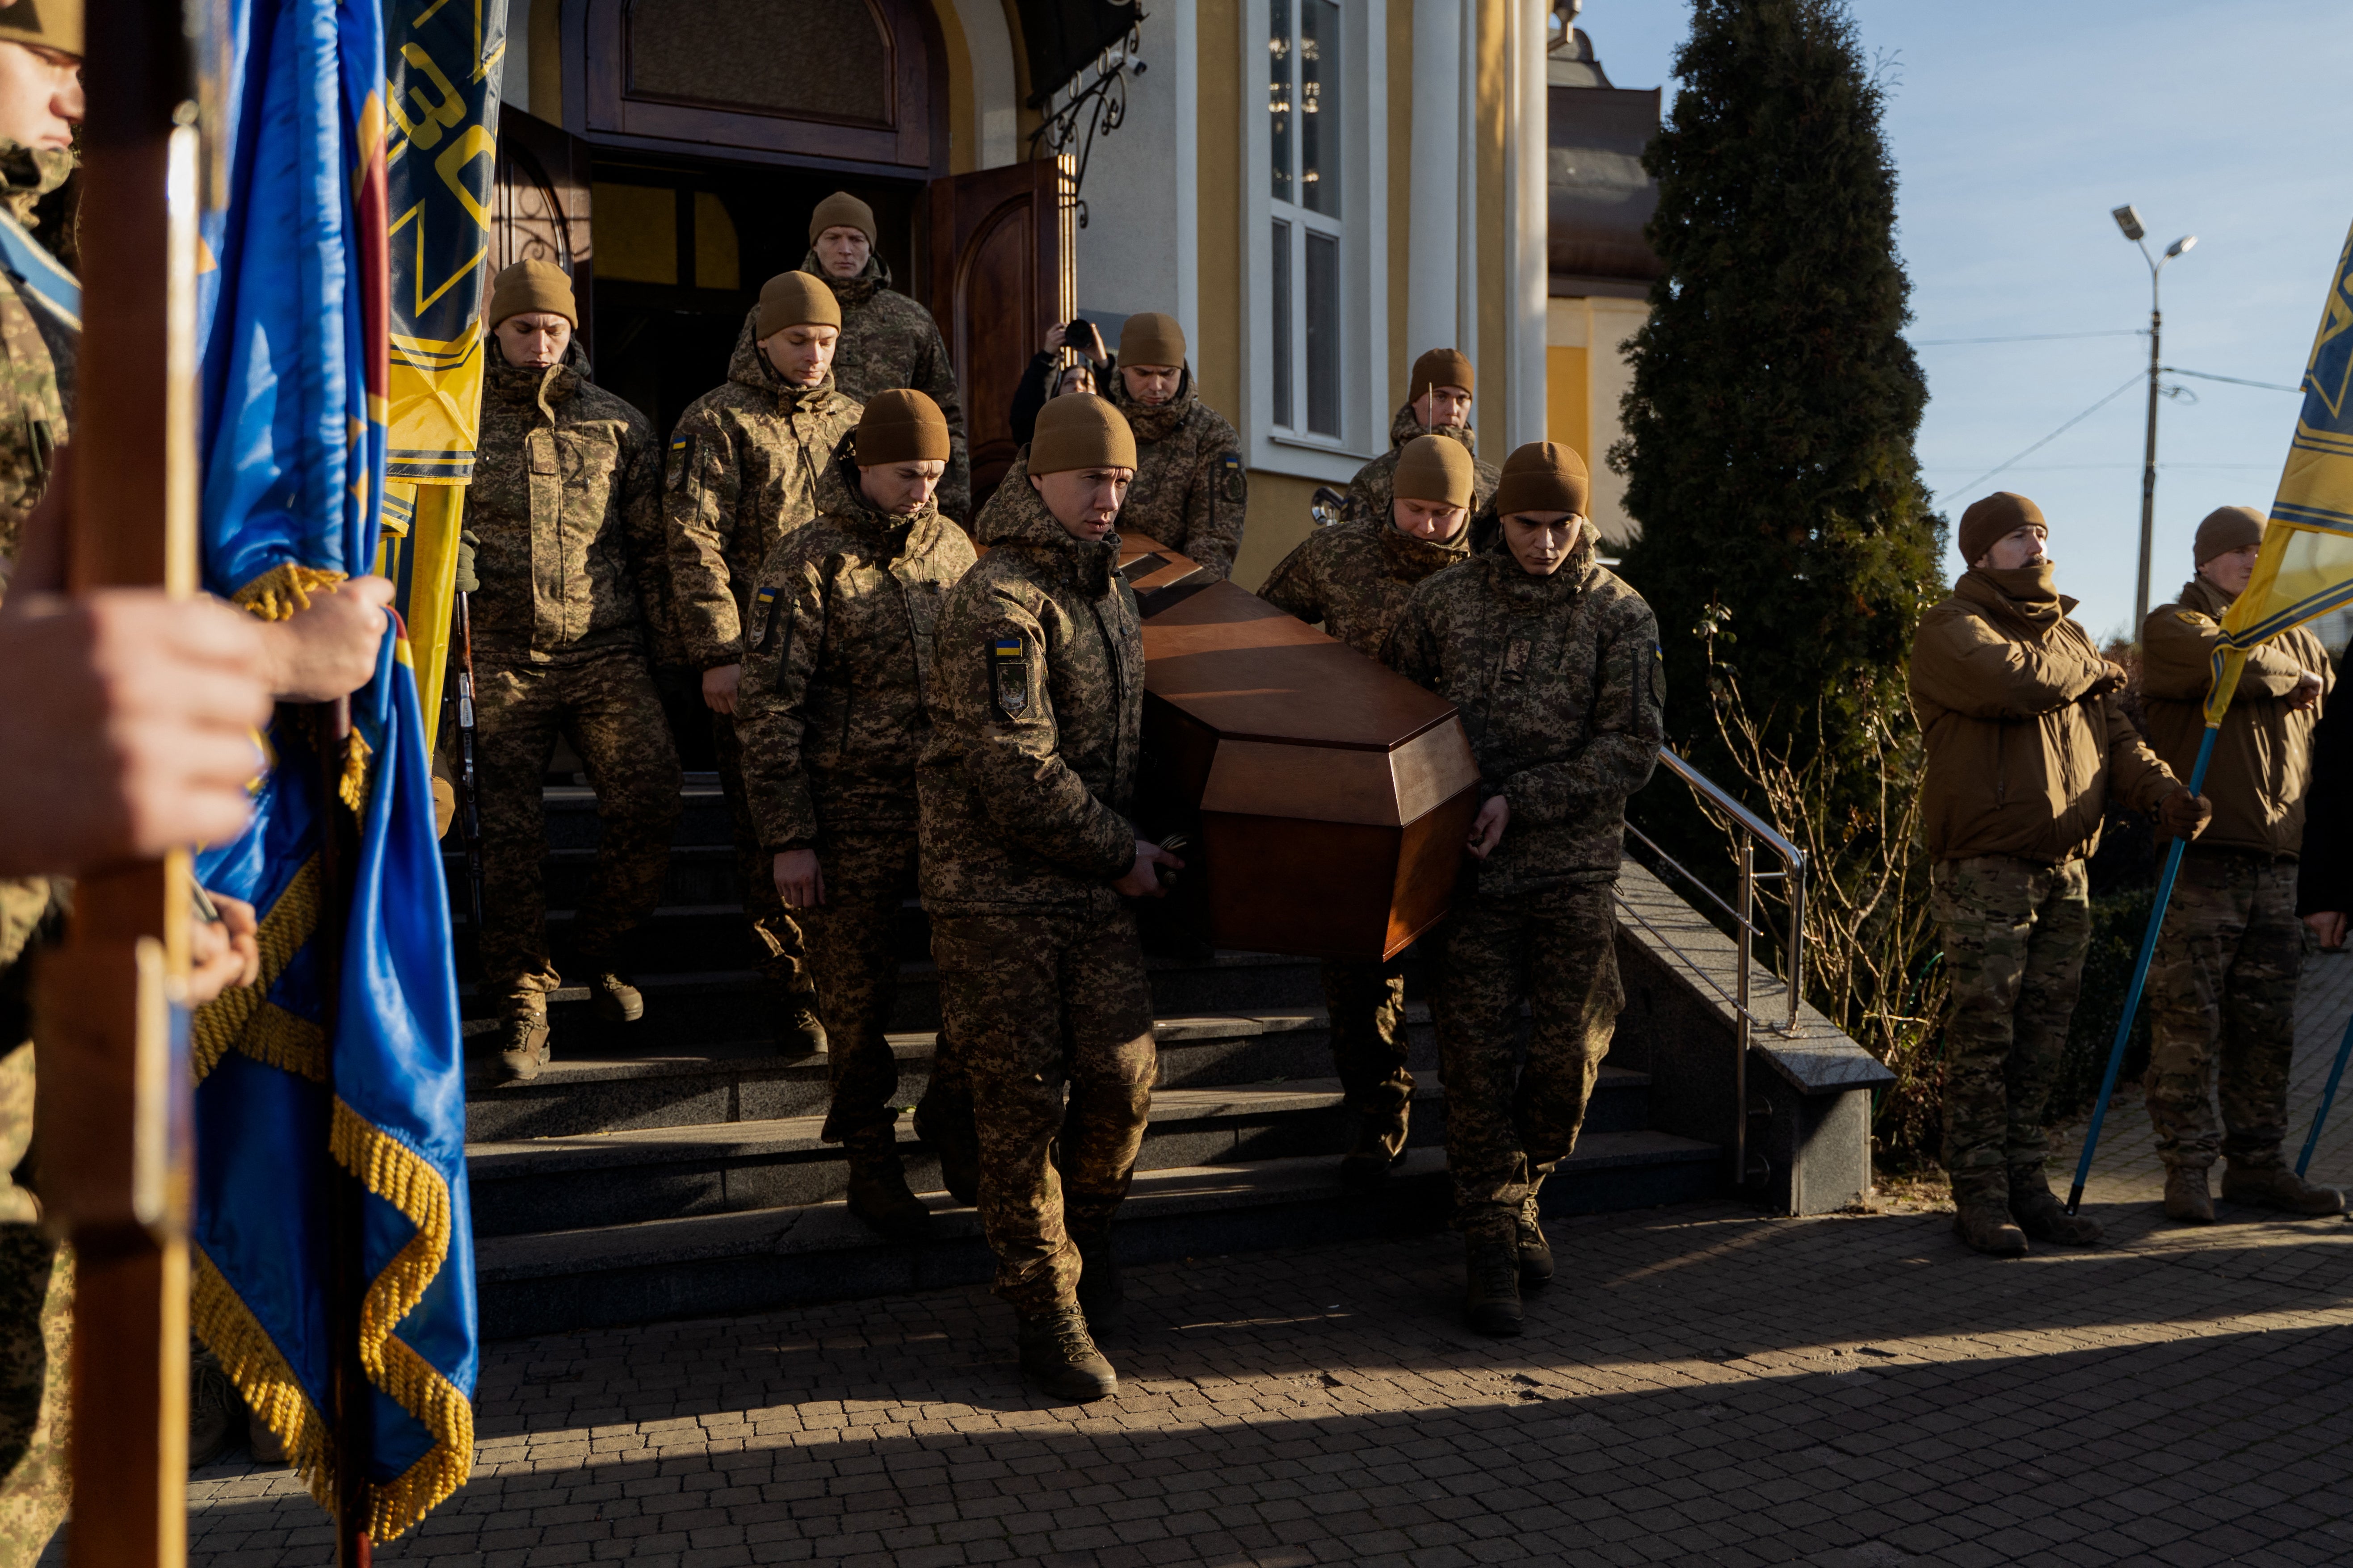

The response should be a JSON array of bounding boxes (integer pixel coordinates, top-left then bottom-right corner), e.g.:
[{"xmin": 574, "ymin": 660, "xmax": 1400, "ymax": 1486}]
[
  {"xmin": 757, "ymin": 271, "xmax": 841, "ymax": 337},
  {"xmin": 1491, "ymin": 442, "xmax": 1589, "ymax": 517},
  {"xmin": 2194, "ymin": 504, "xmax": 2266, "ymax": 566},
  {"xmin": 0, "ymin": 0, "xmax": 80, "ymax": 55},
  {"xmin": 487, "ymin": 259, "xmax": 577, "ymax": 329},
  {"xmin": 857, "ymin": 390, "xmax": 952, "ymax": 466},
  {"xmin": 809, "ymin": 191, "xmax": 878, "ymax": 248},
  {"xmin": 1958, "ymin": 491, "xmax": 2046, "ymax": 566},
  {"xmin": 1029, "ymin": 394, "xmax": 1138, "ymax": 474},
  {"xmin": 1119, "ymin": 312, "xmax": 1187, "ymax": 369},
  {"xmin": 1392, "ymin": 434, "xmax": 1475, "ymax": 511},
  {"xmin": 1409, "ymin": 348, "xmax": 1475, "ymax": 403}
]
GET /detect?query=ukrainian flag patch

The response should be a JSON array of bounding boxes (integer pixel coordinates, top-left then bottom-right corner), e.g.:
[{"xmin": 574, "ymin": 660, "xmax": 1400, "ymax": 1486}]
[{"xmin": 990, "ymin": 636, "xmax": 1029, "ymax": 719}]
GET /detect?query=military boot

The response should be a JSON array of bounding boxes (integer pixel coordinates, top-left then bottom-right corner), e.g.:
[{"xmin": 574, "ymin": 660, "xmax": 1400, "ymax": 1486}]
[
  {"xmin": 588, "ymin": 971, "xmax": 644, "ymax": 1025},
  {"xmin": 189, "ymin": 1343, "xmax": 241, "ymax": 1470},
  {"xmin": 914, "ymin": 1088, "xmax": 980, "ymax": 1207},
  {"xmin": 1017, "ymin": 1305, "xmax": 1118, "ymax": 1401},
  {"xmin": 1517, "ymin": 1195, "xmax": 1554, "ymax": 1285},
  {"xmin": 845, "ymin": 1145, "xmax": 932, "ymax": 1240},
  {"xmin": 1464, "ymin": 1233, "xmax": 1524, "ymax": 1337},
  {"xmin": 2222, "ymin": 1161, "xmax": 2348, "ymax": 1216},
  {"xmin": 1073, "ymin": 1229, "xmax": 1124, "ymax": 1334},
  {"xmin": 2163, "ymin": 1164, "xmax": 2215, "ymax": 1224},
  {"xmin": 1951, "ymin": 1189, "xmax": 2028, "ymax": 1257},
  {"xmin": 2008, "ymin": 1163, "xmax": 2102, "ymax": 1247},
  {"xmin": 495, "ymin": 1010, "xmax": 551, "ymax": 1084},
  {"xmin": 770, "ymin": 981, "xmax": 828, "ymax": 1058},
  {"xmin": 1337, "ymin": 1112, "xmax": 1407, "ymax": 1193}
]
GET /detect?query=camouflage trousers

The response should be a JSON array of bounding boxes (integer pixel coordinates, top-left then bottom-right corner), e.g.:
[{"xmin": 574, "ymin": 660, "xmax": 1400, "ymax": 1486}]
[
  {"xmin": 932, "ymin": 895, "xmax": 1155, "ymax": 1312},
  {"xmin": 2143, "ymin": 851, "xmax": 2303, "ymax": 1170},
  {"xmin": 1430, "ymin": 882, "xmax": 1622, "ymax": 1241},
  {"xmin": 1321, "ymin": 957, "xmax": 1412, "ymax": 1133},
  {"xmin": 713, "ymin": 717, "xmax": 810, "ymax": 992},
  {"xmin": 1931, "ymin": 855, "xmax": 2093, "ymax": 1198},
  {"xmin": 1, "ymin": 1042, "xmax": 67, "ymax": 1567},
  {"xmin": 474, "ymin": 651, "xmax": 682, "ymax": 1009},
  {"xmin": 802, "ymin": 832, "xmax": 919, "ymax": 1149}
]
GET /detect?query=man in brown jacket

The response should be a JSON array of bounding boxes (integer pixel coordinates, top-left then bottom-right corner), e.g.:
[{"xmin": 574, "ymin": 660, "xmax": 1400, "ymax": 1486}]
[
  {"xmin": 668, "ymin": 271, "xmax": 863, "ymax": 1054},
  {"xmin": 2139, "ymin": 504, "xmax": 2340, "ymax": 1221},
  {"xmin": 1909, "ymin": 491, "xmax": 2209, "ymax": 1255}
]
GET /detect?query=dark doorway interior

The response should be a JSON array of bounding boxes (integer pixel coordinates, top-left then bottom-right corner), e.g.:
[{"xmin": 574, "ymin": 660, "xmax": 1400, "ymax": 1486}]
[{"xmin": 589, "ymin": 155, "xmax": 926, "ymax": 443}]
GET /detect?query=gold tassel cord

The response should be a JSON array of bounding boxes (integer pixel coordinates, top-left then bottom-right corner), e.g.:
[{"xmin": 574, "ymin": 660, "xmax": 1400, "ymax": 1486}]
[
  {"xmin": 191, "ymin": 853, "xmax": 323, "ymax": 1082},
  {"xmin": 231, "ymin": 561, "xmax": 349, "ymax": 622},
  {"xmin": 192, "ymin": 1247, "xmax": 335, "ymax": 1515}
]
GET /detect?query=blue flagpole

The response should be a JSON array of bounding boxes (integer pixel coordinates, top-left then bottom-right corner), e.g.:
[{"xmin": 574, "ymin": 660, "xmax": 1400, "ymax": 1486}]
[
  {"xmin": 2066, "ymin": 725, "xmax": 2219, "ymax": 1215},
  {"xmin": 2295, "ymin": 1009, "xmax": 2353, "ymax": 1177}
]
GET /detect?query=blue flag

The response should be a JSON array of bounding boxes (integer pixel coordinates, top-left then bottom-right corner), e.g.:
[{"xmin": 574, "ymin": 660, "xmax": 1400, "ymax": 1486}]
[{"xmin": 189, "ymin": 0, "xmax": 477, "ymax": 1543}]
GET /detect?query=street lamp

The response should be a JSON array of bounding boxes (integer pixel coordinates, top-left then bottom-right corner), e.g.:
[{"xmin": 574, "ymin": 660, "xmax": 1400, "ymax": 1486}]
[{"xmin": 2113, "ymin": 203, "xmax": 2197, "ymax": 639}]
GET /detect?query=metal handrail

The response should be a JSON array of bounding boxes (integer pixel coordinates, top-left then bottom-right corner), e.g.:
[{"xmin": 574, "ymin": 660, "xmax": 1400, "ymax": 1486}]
[{"xmin": 1615, "ymin": 748, "xmax": 1809, "ymax": 1192}]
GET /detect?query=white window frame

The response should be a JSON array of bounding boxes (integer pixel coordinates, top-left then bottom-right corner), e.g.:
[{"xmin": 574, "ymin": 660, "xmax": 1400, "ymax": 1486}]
[{"xmin": 1241, "ymin": 0, "xmax": 1388, "ymax": 484}]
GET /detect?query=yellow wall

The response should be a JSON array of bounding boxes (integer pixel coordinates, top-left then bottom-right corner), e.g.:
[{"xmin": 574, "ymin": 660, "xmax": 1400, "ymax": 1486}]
[
  {"xmin": 1474, "ymin": 0, "xmax": 1511, "ymax": 445},
  {"xmin": 1196, "ymin": 0, "xmax": 1242, "ymax": 427},
  {"xmin": 1546, "ymin": 345, "xmax": 1589, "ymax": 457},
  {"xmin": 1385, "ymin": 0, "xmax": 1415, "ymax": 408},
  {"xmin": 1232, "ymin": 472, "xmax": 1322, "ymax": 589},
  {"xmin": 930, "ymin": 0, "xmax": 978, "ymax": 174},
  {"xmin": 529, "ymin": 0, "xmax": 561, "ymax": 119}
]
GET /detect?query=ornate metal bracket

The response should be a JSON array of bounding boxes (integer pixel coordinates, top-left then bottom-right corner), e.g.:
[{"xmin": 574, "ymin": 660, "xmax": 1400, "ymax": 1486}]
[{"xmin": 1027, "ymin": 21, "xmax": 1143, "ymax": 231}]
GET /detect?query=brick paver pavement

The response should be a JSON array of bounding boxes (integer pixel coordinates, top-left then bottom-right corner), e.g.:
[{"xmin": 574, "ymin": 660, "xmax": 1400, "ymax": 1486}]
[{"xmin": 120, "ymin": 952, "xmax": 2353, "ymax": 1566}]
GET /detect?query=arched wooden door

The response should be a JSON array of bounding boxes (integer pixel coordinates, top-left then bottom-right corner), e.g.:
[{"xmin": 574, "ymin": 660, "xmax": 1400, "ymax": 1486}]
[{"xmin": 492, "ymin": 108, "xmax": 597, "ymax": 353}]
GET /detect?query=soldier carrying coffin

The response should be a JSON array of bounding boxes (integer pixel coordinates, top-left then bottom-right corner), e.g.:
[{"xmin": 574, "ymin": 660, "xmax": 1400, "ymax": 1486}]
[
  {"xmin": 1386, "ymin": 442, "xmax": 1663, "ymax": 1337},
  {"xmin": 1345, "ymin": 348, "xmax": 1501, "ymax": 530},
  {"xmin": 1101, "ymin": 311, "xmax": 1248, "ymax": 579}
]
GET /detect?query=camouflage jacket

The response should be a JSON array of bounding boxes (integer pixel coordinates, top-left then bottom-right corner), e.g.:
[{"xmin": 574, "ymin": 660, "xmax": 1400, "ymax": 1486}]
[
  {"xmin": 0, "ymin": 144, "xmax": 74, "ymax": 597},
  {"xmin": 468, "ymin": 346, "xmax": 668, "ymax": 666},
  {"xmin": 1106, "ymin": 368, "xmax": 1247, "ymax": 580},
  {"xmin": 735, "ymin": 453, "xmax": 978, "ymax": 851},
  {"xmin": 1344, "ymin": 403, "xmax": 1500, "ymax": 531},
  {"xmin": 1387, "ymin": 536, "xmax": 1664, "ymax": 896},
  {"xmin": 801, "ymin": 252, "xmax": 970, "ymax": 522},
  {"xmin": 667, "ymin": 309, "xmax": 863, "ymax": 669},
  {"xmin": 917, "ymin": 475, "xmax": 1143, "ymax": 916},
  {"xmin": 1259, "ymin": 514, "xmax": 1471, "ymax": 660}
]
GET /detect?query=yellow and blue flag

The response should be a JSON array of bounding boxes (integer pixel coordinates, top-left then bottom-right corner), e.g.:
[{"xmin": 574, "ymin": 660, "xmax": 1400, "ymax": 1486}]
[{"xmin": 190, "ymin": 0, "xmax": 476, "ymax": 1543}]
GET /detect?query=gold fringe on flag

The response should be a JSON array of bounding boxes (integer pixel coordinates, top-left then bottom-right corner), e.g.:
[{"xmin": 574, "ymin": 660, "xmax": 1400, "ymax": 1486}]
[
  {"xmin": 192, "ymin": 1247, "xmax": 334, "ymax": 1514},
  {"xmin": 232, "ymin": 560, "xmax": 349, "ymax": 622},
  {"xmin": 192, "ymin": 853, "xmax": 323, "ymax": 1082}
]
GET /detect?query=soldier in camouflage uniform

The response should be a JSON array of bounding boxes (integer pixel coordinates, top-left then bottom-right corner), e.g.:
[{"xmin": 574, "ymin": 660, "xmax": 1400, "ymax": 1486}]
[
  {"xmin": 918, "ymin": 394, "xmax": 1179, "ymax": 1402},
  {"xmin": 669, "ymin": 272, "xmax": 863, "ymax": 1054},
  {"xmin": 801, "ymin": 191, "xmax": 970, "ymax": 524},
  {"xmin": 1343, "ymin": 348, "xmax": 1500, "ymax": 532},
  {"xmin": 1910, "ymin": 492, "xmax": 2207, "ymax": 1255},
  {"xmin": 2139, "ymin": 505, "xmax": 2340, "ymax": 1221},
  {"xmin": 1261, "ymin": 434, "xmax": 1479, "ymax": 1188},
  {"xmin": 734, "ymin": 390, "xmax": 976, "ymax": 1237},
  {"xmin": 465, "ymin": 262, "xmax": 681, "ymax": 1082},
  {"xmin": 1101, "ymin": 312, "xmax": 1248, "ymax": 579},
  {"xmin": 1386, "ymin": 442, "xmax": 1663, "ymax": 1337}
]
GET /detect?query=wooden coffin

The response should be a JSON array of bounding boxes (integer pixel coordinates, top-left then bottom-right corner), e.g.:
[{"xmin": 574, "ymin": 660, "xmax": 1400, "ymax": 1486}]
[{"xmin": 1120, "ymin": 535, "xmax": 1479, "ymax": 961}]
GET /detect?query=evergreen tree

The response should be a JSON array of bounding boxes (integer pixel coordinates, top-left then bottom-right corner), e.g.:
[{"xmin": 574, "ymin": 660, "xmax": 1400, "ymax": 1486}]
[{"xmin": 1613, "ymin": 0, "xmax": 1943, "ymax": 790}]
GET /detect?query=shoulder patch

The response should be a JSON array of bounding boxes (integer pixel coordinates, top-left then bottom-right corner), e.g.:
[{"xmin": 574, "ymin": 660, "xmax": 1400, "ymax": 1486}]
[
  {"xmin": 1219, "ymin": 449, "xmax": 1246, "ymax": 504},
  {"xmin": 667, "ymin": 432, "xmax": 691, "ymax": 491},
  {"xmin": 990, "ymin": 634, "xmax": 1030, "ymax": 721}
]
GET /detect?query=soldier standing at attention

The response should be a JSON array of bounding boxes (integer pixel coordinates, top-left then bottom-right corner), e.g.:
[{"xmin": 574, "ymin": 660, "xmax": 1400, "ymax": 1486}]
[
  {"xmin": 1345, "ymin": 348, "xmax": 1501, "ymax": 529},
  {"xmin": 734, "ymin": 390, "xmax": 975, "ymax": 1238},
  {"xmin": 803, "ymin": 192, "xmax": 971, "ymax": 524},
  {"xmin": 670, "ymin": 272, "xmax": 861, "ymax": 1055},
  {"xmin": 1261, "ymin": 434, "xmax": 1478, "ymax": 1187},
  {"xmin": 919, "ymin": 394, "xmax": 1181, "ymax": 1401},
  {"xmin": 1386, "ymin": 443, "xmax": 1661, "ymax": 1337},
  {"xmin": 2138, "ymin": 505, "xmax": 2340, "ymax": 1221},
  {"xmin": 1102, "ymin": 311, "xmax": 1248, "ymax": 579},
  {"xmin": 1909, "ymin": 491, "xmax": 2209, "ymax": 1255},
  {"xmin": 467, "ymin": 261, "xmax": 681, "ymax": 1082}
]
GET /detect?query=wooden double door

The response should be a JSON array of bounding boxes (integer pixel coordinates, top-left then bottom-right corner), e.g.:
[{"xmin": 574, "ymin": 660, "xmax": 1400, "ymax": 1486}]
[{"xmin": 492, "ymin": 109, "xmax": 1073, "ymax": 516}]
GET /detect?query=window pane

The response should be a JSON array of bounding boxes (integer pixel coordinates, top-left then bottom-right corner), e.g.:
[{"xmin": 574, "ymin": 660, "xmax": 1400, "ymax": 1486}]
[
  {"xmin": 1301, "ymin": 0, "xmax": 1340, "ymax": 217},
  {"xmin": 1306, "ymin": 230, "xmax": 1340, "ymax": 437},
  {"xmin": 1273, "ymin": 220, "xmax": 1294, "ymax": 428},
  {"xmin": 1268, "ymin": 0, "xmax": 1293, "ymax": 203}
]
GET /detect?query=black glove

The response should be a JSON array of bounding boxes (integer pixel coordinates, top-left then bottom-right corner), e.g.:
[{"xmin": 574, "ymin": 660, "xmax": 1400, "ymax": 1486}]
[
  {"xmin": 2158, "ymin": 789, "xmax": 2213, "ymax": 841},
  {"xmin": 453, "ymin": 528, "xmax": 480, "ymax": 595}
]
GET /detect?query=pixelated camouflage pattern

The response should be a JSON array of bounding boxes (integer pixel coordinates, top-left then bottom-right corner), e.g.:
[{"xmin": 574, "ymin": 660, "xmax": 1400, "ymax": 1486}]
[
  {"xmin": 0, "ymin": 877, "xmax": 61, "ymax": 1227},
  {"xmin": 932, "ymin": 900, "xmax": 1154, "ymax": 1312},
  {"xmin": 1385, "ymin": 534, "xmax": 1664, "ymax": 897},
  {"xmin": 800, "ymin": 253, "xmax": 971, "ymax": 523},
  {"xmin": 1930, "ymin": 854, "xmax": 2094, "ymax": 1196},
  {"xmin": 1343, "ymin": 403, "xmax": 1500, "ymax": 531},
  {"xmin": 0, "ymin": 1223, "xmax": 68, "ymax": 1568},
  {"xmin": 708, "ymin": 718, "xmax": 811, "ymax": 989},
  {"xmin": 0, "ymin": 145, "xmax": 73, "ymax": 600},
  {"xmin": 2143, "ymin": 851, "xmax": 2303, "ymax": 1170},
  {"xmin": 1259, "ymin": 514, "xmax": 1470, "ymax": 660},
  {"xmin": 473, "ymin": 650, "xmax": 682, "ymax": 1003},
  {"xmin": 916, "ymin": 476, "xmax": 1142, "ymax": 918},
  {"xmin": 733, "ymin": 454, "xmax": 977, "ymax": 852},
  {"xmin": 797, "ymin": 831, "xmax": 921, "ymax": 1148},
  {"xmin": 666, "ymin": 309, "xmax": 863, "ymax": 669},
  {"xmin": 2141, "ymin": 574, "xmax": 2331, "ymax": 859},
  {"xmin": 468, "ymin": 346, "xmax": 671, "ymax": 665},
  {"xmin": 1431, "ymin": 883, "xmax": 1622, "ymax": 1241},
  {"xmin": 1104, "ymin": 368, "xmax": 1247, "ymax": 580},
  {"xmin": 1320, "ymin": 956, "xmax": 1411, "ymax": 1127},
  {"xmin": 1909, "ymin": 568, "xmax": 2182, "ymax": 865}
]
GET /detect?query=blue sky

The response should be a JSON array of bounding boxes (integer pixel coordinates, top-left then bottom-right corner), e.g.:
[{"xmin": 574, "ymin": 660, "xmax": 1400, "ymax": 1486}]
[{"xmin": 1583, "ymin": 0, "xmax": 2353, "ymax": 642}]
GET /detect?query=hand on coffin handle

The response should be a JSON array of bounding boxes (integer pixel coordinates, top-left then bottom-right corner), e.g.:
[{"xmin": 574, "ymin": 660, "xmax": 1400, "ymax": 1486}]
[
  {"xmin": 1113, "ymin": 838, "xmax": 1186, "ymax": 899},
  {"xmin": 773, "ymin": 847, "xmax": 825, "ymax": 909},
  {"xmin": 1466, "ymin": 794, "xmax": 1510, "ymax": 860}
]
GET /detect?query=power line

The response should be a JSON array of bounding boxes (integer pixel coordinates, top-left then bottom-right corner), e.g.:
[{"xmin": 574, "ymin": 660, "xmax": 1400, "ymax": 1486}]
[
  {"xmin": 1912, "ymin": 330, "xmax": 2147, "ymax": 345},
  {"xmin": 1932, "ymin": 372, "xmax": 2147, "ymax": 498},
  {"xmin": 2162, "ymin": 366, "xmax": 2302, "ymax": 393}
]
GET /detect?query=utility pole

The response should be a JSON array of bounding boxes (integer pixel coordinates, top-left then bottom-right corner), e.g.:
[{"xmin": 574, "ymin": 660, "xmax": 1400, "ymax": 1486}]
[{"xmin": 2113, "ymin": 204, "xmax": 2196, "ymax": 640}]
